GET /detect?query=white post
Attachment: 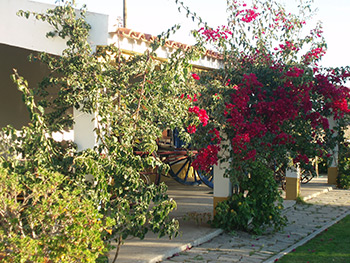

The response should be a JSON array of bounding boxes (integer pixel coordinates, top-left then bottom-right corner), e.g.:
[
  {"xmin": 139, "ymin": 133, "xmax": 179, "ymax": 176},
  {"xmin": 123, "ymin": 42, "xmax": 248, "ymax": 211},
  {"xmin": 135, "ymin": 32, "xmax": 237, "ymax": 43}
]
[
  {"xmin": 213, "ymin": 142, "xmax": 232, "ymax": 215},
  {"xmin": 285, "ymin": 165, "xmax": 300, "ymax": 200},
  {"xmin": 328, "ymin": 117, "xmax": 338, "ymax": 184},
  {"xmin": 73, "ymin": 107, "xmax": 98, "ymax": 151}
]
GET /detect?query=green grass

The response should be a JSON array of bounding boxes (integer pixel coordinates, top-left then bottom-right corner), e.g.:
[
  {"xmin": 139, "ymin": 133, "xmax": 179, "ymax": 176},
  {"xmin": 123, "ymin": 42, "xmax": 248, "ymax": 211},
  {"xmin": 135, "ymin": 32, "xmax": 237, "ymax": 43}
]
[{"xmin": 278, "ymin": 215, "xmax": 350, "ymax": 263}]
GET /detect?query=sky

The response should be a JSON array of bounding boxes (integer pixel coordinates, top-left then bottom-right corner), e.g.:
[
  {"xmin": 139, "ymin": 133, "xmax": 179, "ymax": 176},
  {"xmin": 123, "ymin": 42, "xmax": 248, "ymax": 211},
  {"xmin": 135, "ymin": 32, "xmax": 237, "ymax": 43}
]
[{"xmin": 35, "ymin": 0, "xmax": 350, "ymax": 68}]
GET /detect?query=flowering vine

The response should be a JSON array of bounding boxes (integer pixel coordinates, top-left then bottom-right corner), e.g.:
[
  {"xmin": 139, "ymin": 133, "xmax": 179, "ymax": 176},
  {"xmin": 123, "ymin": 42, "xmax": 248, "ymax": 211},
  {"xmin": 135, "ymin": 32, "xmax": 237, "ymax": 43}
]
[
  {"xmin": 185, "ymin": 0, "xmax": 350, "ymax": 178},
  {"xmin": 174, "ymin": 0, "xmax": 350, "ymax": 234}
]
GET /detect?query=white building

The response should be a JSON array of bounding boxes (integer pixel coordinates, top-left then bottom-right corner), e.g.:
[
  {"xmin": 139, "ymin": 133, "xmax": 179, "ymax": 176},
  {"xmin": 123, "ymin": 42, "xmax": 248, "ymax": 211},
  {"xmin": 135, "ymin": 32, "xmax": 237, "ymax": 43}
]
[{"xmin": 0, "ymin": 0, "xmax": 221, "ymax": 140}]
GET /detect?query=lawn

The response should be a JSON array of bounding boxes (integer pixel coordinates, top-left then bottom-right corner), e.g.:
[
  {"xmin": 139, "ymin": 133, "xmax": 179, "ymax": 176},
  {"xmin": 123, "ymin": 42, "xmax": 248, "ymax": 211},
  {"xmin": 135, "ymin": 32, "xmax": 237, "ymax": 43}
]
[{"xmin": 278, "ymin": 215, "xmax": 350, "ymax": 263}]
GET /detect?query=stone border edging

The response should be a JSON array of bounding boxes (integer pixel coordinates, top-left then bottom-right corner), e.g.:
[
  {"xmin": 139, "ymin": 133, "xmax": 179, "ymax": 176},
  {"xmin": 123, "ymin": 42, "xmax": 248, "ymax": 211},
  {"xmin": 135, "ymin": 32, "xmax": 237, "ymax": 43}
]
[
  {"xmin": 149, "ymin": 229, "xmax": 224, "ymax": 263},
  {"xmin": 303, "ymin": 185, "xmax": 335, "ymax": 201}
]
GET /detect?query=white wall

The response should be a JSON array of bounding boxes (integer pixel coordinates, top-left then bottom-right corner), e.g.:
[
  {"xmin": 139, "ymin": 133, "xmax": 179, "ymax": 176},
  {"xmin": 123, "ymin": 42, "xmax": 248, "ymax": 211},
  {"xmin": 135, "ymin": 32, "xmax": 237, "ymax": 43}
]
[
  {"xmin": 0, "ymin": 0, "xmax": 109, "ymax": 55},
  {"xmin": 0, "ymin": 0, "xmax": 110, "ymax": 146}
]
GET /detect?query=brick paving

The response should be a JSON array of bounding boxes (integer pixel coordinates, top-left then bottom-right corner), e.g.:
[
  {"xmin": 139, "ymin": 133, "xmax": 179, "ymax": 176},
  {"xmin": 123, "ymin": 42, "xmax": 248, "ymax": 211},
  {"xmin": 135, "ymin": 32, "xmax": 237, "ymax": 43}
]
[{"xmin": 161, "ymin": 189, "xmax": 350, "ymax": 263}]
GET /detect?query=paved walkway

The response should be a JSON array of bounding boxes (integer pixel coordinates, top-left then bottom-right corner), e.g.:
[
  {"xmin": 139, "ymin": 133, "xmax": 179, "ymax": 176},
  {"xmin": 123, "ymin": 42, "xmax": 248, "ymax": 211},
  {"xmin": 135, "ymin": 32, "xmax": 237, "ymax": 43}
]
[{"xmin": 161, "ymin": 188, "xmax": 350, "ymax": 263}]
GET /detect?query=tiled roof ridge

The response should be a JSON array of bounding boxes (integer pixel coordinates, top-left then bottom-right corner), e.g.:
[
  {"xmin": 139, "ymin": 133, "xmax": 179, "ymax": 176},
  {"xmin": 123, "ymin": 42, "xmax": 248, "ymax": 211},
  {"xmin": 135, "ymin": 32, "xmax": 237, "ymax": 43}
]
[{"xmin": 115, "ymin": 28, "xmax": 223, "ymax": 60}]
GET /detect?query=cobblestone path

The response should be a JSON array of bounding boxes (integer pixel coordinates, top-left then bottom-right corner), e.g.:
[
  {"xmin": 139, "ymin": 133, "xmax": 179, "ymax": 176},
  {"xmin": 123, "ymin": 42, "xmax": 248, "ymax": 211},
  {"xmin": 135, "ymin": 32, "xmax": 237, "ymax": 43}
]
[{"xmin": 162, "ymin": 189, "xmax": 350, "ymax": 263}]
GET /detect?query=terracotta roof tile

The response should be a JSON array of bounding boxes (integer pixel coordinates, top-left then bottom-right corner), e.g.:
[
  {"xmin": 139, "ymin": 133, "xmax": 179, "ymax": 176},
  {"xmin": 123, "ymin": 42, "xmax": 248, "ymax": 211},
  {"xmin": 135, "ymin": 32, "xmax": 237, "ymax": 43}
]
[{"xmin": 115, "ymin": 28, "xmax": 223, "ymax": 60}]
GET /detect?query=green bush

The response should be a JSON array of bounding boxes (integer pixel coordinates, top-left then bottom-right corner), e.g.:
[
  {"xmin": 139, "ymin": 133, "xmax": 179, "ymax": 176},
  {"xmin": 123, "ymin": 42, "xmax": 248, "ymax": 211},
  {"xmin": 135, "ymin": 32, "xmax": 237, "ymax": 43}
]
[
  {"xmin": 338, "ymin": 144, "xmax": 350, "ymax": 189},
  {"xmin": 0, "ymin": 168, "xmax": 112, "ymax": 262},
  {"xmin": 211, "ymin": 161, "xmax": 286, "ymax": 235}
]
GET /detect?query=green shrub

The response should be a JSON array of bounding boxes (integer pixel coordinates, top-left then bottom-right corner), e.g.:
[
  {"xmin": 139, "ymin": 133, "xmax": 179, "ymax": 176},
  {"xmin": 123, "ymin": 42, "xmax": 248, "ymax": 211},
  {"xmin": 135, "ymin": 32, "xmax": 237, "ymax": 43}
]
[
  {"xmin": 211, "ymin": 161, "xmax": 286, "ymax": 235},
  {"xmin": 338, "ymin": 144, "xmax": 350, "ymax": 189},
  {"xmin": 0, "ymin": 168, "xmax": 112, "ymax": 262}
]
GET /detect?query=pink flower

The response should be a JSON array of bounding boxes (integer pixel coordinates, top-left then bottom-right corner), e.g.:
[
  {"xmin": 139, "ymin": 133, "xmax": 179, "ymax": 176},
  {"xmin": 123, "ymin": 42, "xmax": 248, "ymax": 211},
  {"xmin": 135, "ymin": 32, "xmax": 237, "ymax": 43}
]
[
  {"xmin": 241, "ymin": 9, "xmax": 259, "ymax": 23},
  {"xmin": 198, "ymin": 26, "xmax": 232, "ymax": 42},
  {"xmin": 242, "ymin": 133, "xmax": 250, "ymax": 142},
  {"xmin": 285, "ymin": 67, "xmax": 304, "ymax": 78},
  {"xmin": 293, "ymin": 154, "xmax": 309, "ymax": 164},
  {"xmin": 192, "ymin": 73, "xmax": 200, "ymax": 80},
  {"xmin": 321, "ymin": 118, "xmax": 329, "ymax": 130},
  {"xmin": 242, "ymin": 149, "xmax": 256, "ymax": 161},
  {"xmin": 180, "ymin": 94, "xmax": 184, "ymax": 99}
]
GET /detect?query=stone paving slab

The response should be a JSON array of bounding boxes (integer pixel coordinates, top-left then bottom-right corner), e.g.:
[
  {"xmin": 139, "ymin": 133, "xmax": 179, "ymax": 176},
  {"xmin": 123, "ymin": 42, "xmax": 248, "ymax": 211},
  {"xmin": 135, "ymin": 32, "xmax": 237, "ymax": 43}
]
[
  {"xmin": 109, "ymin": 177, "xmax": 347, "ymax": 262},
  {"xmin": 164, "ymin": 189, "xmax": 350, "ymax": 263}
]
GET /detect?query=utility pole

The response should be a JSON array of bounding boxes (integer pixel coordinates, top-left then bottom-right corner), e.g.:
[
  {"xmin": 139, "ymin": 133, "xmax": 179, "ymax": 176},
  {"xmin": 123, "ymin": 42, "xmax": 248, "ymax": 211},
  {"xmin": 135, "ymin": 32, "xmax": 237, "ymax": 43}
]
[{"xmin": 123, "ymin": 0, "xmax": 127, "ymax": 28}]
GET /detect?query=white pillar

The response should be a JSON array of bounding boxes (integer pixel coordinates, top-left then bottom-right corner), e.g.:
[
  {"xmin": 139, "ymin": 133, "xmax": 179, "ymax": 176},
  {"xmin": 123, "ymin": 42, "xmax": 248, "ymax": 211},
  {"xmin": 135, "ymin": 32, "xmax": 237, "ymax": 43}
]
[
  {"xmin": 73, "ymin": 107, "xmax": 98, "ymax": 151},
  {"xmin": 213, "ymin": 143, "xmax": 232, "ymax": 215},
  {"xmin": 285, "ymin": 165, "xmax": 300, "ymax": 200},
  {"xmin": 328, "ymin": 117, "xmax": 338, "ymax": 184}
]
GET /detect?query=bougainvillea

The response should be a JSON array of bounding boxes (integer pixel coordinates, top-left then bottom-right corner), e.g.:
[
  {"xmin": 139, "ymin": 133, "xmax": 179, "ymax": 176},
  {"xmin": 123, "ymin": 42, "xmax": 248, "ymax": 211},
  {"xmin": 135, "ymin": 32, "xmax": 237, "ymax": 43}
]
[
  {"xmin": 177, "ymin": 0, "xmax": 350, "ymax": 233},
  {"xmin": 198, "ymin": 26, "xmax": 232, "ymax": 42},
  {"xmin": 188, "ymin": 0, "xmax": 350, "ymax": 176},
  {"xmin": 192, "ymin": 144, "xmax": 220, "ymax": 173}
]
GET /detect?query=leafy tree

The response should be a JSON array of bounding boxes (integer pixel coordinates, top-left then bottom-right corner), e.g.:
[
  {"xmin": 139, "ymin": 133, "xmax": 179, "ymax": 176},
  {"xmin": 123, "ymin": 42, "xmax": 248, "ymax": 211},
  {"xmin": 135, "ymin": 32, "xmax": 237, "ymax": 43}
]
[{"xmin": 1, "ymin": 1, "xmax": 203, "ymax": 261}]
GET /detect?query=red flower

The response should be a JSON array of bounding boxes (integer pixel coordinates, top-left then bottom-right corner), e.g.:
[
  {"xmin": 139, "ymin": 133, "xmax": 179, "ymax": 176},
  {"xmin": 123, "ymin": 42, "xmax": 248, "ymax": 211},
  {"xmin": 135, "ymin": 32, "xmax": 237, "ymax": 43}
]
[
  {"xmin": 198, "ymin": 109, "xmax": 209, "ymax": 126},
  {"xmin": 189, "ymin": 107, "xmax": 209, "ymax": 126},
  {"xmin": 209, "ymin": 128, "xmax": 222, "ymax": 144},
  {"xmin": 188, "ymin": 106, "xmax": 200, "ymax": 114},
  {"xmin": 192, "ymin": 73, "xmax": 200, "ymax": 80},
  {"xmin": 187, "ymin": 124, "xmax": 197, "ymax": 134},
  {"xmin": 193, "ymin": 144, "xmax": 220, "ymax": 173}
]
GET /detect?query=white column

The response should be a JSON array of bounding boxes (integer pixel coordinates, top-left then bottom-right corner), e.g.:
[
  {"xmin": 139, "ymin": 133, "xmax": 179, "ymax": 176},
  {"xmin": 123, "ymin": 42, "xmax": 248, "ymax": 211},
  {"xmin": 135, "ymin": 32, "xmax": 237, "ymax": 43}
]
[
  {"xmin": 285, "ymin": 165, "xmax": 301, "ymax": 200},
  {"xmin": 73, "ymin": 107, "xmax": 98, "ymax": 151},
  {"xmin": 328, "ymin": 117, "xmax": 338, "ymax": 184},
  {"xmin": 213, "ymin": 160, "xmax": 232, "ymax": 197},
  {"xmin": 213, "ymin": 142, "xmax": 232, "ymax": 214},
  {"xmin": 328, "ymin": 117, "xmax": 339, "ymax": 167}
]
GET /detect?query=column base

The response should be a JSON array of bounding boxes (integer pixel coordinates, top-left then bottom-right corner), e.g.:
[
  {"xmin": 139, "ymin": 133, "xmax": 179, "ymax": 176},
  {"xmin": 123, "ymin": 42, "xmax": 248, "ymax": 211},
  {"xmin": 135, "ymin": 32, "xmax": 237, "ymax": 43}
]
[
  {"xmin": 327, "ymin": 167, "xmax": 338, "ymax": 185},
  {"xmin": 285, "ymin": 177, "xmax": 300, "ymax": 200},
  {"xmin": 213, "ymin": 196, "xmax": 229, "ymax": 216}
]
